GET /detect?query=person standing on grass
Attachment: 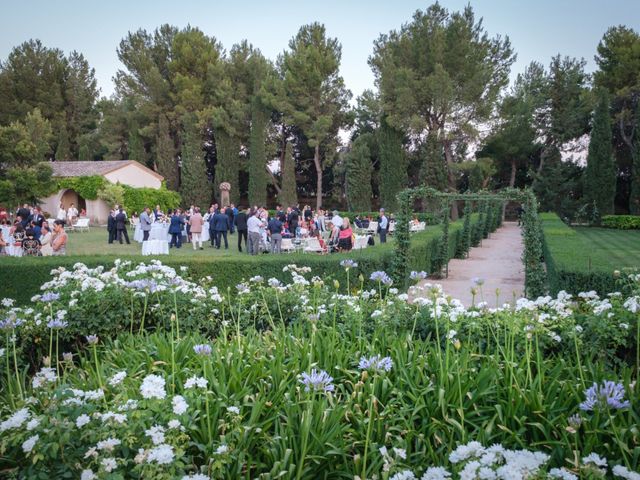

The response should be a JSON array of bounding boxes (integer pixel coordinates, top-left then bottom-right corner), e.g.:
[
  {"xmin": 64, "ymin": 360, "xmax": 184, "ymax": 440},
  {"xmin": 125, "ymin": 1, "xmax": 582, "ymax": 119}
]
[
  {"xmin": 115, "ymin": 208, "xmax": 130, "ymax": 245},
  {"xmin": 226, "ymin": 204, "xmax": 235, "ymax": 234},
  {"xmin": 51, "ymin": 220, "xmax": 67, "ymax": 255},
  {"xmin": 378, "ymin": 208, "xmax": 388, "ymax": 243},
  {"xmin": 268, "ymin": 214, "xmax": 283, "ymax": 254},
  {"xmin": 212, "ymin": 207, "xmax": 230, "ymax": 250},
  {"xmin": 189, "ymin": 207, "xmax": 204, "ymax": 250},
  {"xmin": 107, "ymin": 209, "xmax": 116, "ymax": 243},
  {"xmin": 247, "ymin": 210, "xmax": 263, "ymax": 255},
  {"xmin": 235, "ymin": 207, "xmax": 248, "ymax": 252},
  {"xmin": 140, "ymin": 207, "xmax": 152, "ymax": 242},
  {"xmin": 168, "ymin": 208, "xmax": 184, "ymax": 248}
]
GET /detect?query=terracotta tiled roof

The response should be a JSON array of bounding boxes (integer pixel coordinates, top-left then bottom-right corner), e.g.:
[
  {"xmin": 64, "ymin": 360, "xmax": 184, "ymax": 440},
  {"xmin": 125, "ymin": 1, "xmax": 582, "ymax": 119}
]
[{"xmin": 47, "ymin": 160, "xmax": 164, "ymax": 180}]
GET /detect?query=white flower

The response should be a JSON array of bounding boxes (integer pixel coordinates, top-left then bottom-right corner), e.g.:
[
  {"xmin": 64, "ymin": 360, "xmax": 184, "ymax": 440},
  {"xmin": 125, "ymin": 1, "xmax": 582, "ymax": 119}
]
[
  {"xmin": 140, "ymin": 374, "xmax": 166, "ymax": 400},
  {"xmin": 26, "ymin": 418, "xmax": 40, "ymax": 431},
  {"xmin": 32, "ymin": 367, "xmax": 57, "ymax": 389},
  {"xmin": 612, "ymin": 465, "xmax": 640, "ymax": 480},
  {"xmin": 99, "ymin": 412, "xmax": 127, "ymax": 424},
  {"xmin": 168, "ymin": 419, "xmax": 181, "ymax": 429},
  {"xmin": 182, "ymin": 475, "xmax": 210, "ymax": 480},
  {"xmin": 22, "ymin": 434, "xmax": 38, "ymax": 453},
  {"xmin": 184, "ymin": 375, "xmax": 208, "ymax": 389},
  {"xmin": 215, "ymin": 444, "xmax": 229, "ymax": 455},
  {"xmin": 549, "ymin": 468, "xmax": 578, "ymax": 480},
  {"xmin": 109, "ymin": 371, "xmax": 127, "ymax": 386},
  {"xmin": 96, "ymin": 437, "xmax": 121, "ymax": 452},
  {"xmin": 147, "ymin": 444, "xmax": 174, "ymax": 464},
  {"xmin": 227, "ymin": 406, "xmax": 240, "ymax": 415},
  {"xmin": 145, "ymin": 425, "xmax": 166, "ymax": 445},
  {"xmin": 394, "ymin": 447, "xmax": 407, "ymax": 459},
  {"xmin": 582, "ymin": 453, "xmax": 607, "ymax": 467},
  {"xmin": 101, "ymin": 457, "xmax": 117, "ymax": 473},
  {"xmin": 76, "ymin": 414, "xmax": 91, "ymax": 428},
  {"xmin": 172, "ymin": 395, "xmax": 188, "ymax": 415},
  {"xmin": 0, "ymin": 408, "xmax": 29, "ymax": 432},
  {"xmin": 1, "ymin": 298, "xmax": 14, "ymax": 307},
  {"xmin": 390, "ymin": 470, "xmax": 417, "ymax": 480},
  {"xmin": 80, "ymin": 469, "xmax": 97, "ymax": 480},
  {"xmin": 421, "ymin": 467, "xmax": 451, "ymax": 480}
]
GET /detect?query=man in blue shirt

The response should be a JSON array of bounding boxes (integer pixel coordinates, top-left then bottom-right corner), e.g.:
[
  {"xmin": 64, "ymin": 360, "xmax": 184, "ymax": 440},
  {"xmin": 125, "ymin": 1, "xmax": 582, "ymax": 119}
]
[
  {"xmin": 378, "ymin": 208, "xmax": 389, "ymax": 243},
  {"xmin": 268, "ymin": 215, "xmax": 283, "ymax": 253}
]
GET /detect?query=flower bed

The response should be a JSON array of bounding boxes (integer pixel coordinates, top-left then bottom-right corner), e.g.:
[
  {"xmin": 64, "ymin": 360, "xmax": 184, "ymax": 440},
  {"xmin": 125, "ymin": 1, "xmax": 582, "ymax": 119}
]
[{"xmin": 0, "ymin": 262, "xmax": 639, "ymax": 478}]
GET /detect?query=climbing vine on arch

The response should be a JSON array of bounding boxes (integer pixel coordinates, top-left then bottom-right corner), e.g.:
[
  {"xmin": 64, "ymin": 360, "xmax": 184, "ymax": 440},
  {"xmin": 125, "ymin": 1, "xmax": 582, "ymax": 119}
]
[{"xmin": 392, "ymin": 187, "xmax": 546, "ymax": 298}]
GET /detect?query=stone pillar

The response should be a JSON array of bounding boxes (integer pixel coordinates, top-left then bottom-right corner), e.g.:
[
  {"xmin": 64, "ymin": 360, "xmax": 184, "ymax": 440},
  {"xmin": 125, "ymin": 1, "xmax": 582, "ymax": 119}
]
[{"xmin": 219, "ymin": 182, "xmax": 231, "ymax": 207}]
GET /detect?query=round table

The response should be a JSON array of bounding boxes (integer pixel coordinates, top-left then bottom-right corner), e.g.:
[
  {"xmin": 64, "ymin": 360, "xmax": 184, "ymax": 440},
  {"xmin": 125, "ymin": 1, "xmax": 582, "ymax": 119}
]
[
  {"xmin": 141, "ymin": 239, "xmax": 169, "ymax": 256},
  {"xmin": 135, "ymin": 223, "xmax": 170, "ymax": 243}
]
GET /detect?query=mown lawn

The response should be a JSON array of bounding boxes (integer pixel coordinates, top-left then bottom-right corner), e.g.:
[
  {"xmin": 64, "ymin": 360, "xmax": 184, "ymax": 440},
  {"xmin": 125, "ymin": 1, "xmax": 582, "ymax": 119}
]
[{"xmin": 572, "ymin": 226, "xmax": 640, "ymax": 271}]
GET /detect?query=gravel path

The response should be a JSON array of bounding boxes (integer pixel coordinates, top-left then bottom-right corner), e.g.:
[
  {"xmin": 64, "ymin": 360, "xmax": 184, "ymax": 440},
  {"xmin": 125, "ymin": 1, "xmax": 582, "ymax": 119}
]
[{"xmin": 418, "ymin": 222, "xmax": 525, "ymax": 307}]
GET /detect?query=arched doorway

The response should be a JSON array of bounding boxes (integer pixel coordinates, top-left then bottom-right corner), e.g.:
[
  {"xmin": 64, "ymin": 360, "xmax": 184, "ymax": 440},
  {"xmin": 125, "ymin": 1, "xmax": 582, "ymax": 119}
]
[{"xmin": 59, "ymin": 189, "xmax": 86, "ymax": 213}]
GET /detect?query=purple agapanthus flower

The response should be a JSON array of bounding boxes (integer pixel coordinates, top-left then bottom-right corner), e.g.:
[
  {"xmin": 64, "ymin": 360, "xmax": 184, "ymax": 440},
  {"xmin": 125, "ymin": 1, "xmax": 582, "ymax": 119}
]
[
  {"xmin": 299, "ymin": 369, "xmax": 335, "ymax": 393},
  {"xmin": 579, "ymin": 381, "xmax": 630, "ymax": 411},
  {"xmin": 358, "ymin": 355, "xmax": 393, "ymax": 373},
  {"xmin": 40, "ymin": 292, "xmax": 60, "ymax": 303},
  {"xmin": 193, "ymin": 344, "xmax": 212, "ymax": 357},
  {"xmin": 410, "ymin": 271, "xmax": 428, "ymax": 281},
  {"xmin": 0, "ymin": 317, "xmax": 23, "ymax": 331},
  {"xmin": 47, "ymin": 319, "xmax": 68, "ymax": 329},
  {"xmin": 370, "ymin": 271, "xmax": 393, "ymax": 286},
  {"xmin": 340, "ymin": 259, "xmax": 358, "ymax": 269}
]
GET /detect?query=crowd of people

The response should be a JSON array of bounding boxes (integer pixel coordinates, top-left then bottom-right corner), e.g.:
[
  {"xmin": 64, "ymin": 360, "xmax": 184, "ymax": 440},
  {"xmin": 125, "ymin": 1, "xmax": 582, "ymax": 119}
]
[
  {"xmin": 0, "ymin": 204, "xmax": 68, "ymax": 257},
  {"xmin": 120, "ymin": 203, "xmax": 393, "ymax": 255}
]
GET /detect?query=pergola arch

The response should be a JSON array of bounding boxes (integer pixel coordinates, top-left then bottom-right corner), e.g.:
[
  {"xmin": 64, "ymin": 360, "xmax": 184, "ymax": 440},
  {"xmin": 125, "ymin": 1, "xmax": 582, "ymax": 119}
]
[{"xmin": 392, "ymin": 187, "xmax": 545, "ymax": 297}]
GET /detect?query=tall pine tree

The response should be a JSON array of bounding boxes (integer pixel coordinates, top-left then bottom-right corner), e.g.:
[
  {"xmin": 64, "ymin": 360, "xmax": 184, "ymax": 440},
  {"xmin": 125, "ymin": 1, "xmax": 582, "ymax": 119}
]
[
  {"xmin": 378, "ymin": 117, "xmax": 407, "ymax": 211},
  {"xmin": 631, "ymin": 110, "xmax": 640, "ymax": 214},
  {"xmin": 248, "ymin": 98, "xmax": 269, "ymax": 206},
  {"xmin": 420, "ymin": 133, "xmax": 448, "ymax": 190},
  {"xmin": 179, "ymin": 114, "xmax": 210, "ymax": 208},
  {"xmin": 214, "ymin": 129, "xmax": 240, "ymax": 204},
  {"xmin": 585, "ymin": 90, "xmax": 616, "ymax": 218},
  {"xmin": 156, "ymin": 114, "xmax": 178, "ymax": 191},
  {"xmin": 280, "ymin": 142, "xmax": 297, "ymax": 207},
  {"xmin": 128, "ymin": 121, "xmax": 146, "ymax": 165},
  {"xmin": 55, "ymin": 125, "xmax": 71, "ymax": 160},
  {"xmin": 345, "ymin": 134, "xmax": 373, "ymax": 211}
]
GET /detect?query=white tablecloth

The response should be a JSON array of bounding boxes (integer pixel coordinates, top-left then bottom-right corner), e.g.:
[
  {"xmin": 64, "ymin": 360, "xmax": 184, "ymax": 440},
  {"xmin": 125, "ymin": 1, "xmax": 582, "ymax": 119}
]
[
  {"xmin": 141, "ymin": 239, "xmax": 169, "ymax": 256},
  {"xmin": 201, "ymin": 222, "xmax": 210, "ymax": 242},
  {"xmin": 6, "ymin": 242, "xmax": 22, "ymax": 257},
  {"xmin": 135, "ymin": 223, "xmax": 170, "ymax": 243}
]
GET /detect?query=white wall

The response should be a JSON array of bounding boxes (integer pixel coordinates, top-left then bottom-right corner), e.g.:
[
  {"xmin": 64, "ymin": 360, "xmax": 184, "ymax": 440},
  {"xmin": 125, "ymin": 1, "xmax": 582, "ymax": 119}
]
[{"xmin": 104, "ymin": 163, "xmax": 162, "ymax": 189}]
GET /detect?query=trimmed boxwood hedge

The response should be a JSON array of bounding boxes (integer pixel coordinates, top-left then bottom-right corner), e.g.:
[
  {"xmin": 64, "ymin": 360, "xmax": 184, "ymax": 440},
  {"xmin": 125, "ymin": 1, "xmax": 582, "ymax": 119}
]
[
  {"xmin": 0, "ymin": 214, "xmax": 487, "ymax": 304},
  {"xmin": 601, "ymin": 215, "xmax": 640, "ymax": 230},
  {"xmin": 540, "ymin": 213, "xmax": 617, "ymax": 295}
]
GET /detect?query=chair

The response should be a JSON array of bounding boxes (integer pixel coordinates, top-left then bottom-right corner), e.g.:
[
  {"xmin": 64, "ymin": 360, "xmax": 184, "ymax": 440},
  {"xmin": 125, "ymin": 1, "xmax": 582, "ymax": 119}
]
[
  {"xmin": 353, "ymin": 235, "xmax": 369, "ymax": 250},
  {"xmin": 303, "ymin": 237, "xmax": 324, "ymax": 254},
  {"xmin": 73, "ymin": 218, "xmax": 90, "ymax": 232},
  {"xmin": 389, "ymin": 222, "xmax": 396, "ymax": 234},
  {"xmin": 366, "ymin": 221, "xmax": 378, "ymax": 235},
  {"xmin": 280, "ymin": 238, "xmax": 295, "ymax": 253}
]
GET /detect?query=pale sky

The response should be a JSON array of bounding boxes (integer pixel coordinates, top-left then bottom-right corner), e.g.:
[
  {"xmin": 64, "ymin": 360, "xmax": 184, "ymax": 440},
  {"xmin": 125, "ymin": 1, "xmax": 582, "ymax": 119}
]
[{"xmin": 1, "ymin": 0, "xmax": 639, "ymax": 101}]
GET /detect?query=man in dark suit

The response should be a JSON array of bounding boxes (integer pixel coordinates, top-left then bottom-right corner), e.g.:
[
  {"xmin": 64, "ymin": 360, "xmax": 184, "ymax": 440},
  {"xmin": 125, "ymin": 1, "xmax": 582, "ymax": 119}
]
[
  {"xmin": 28, "ymin": 207, "xmax": 44, "ymax": 240},
  {"xmin": 168, "ymin": 209, "xmax": 184, "ymax": 248},
  {"xmin": 287, "ymin": 207, "xmax": 298, "ymax": 235},
  {"xmin": 212, "ymin": 208, "xmax": 229, "ymax": 249},
  {"xmin": 225, "ymin": 205, "xmax": 235, "ymax": 234},
  {"xmin": 17, "ymin": 204, "xmax": 31, "ymax": 228},
  {"xmin": 107, "ymin": 209, "xmax": 116, "ymax": 243},
  {"xmin": 115, "ymin": 208, "xmax": 130, "ymax": 244},
  {"xmin": 234, "ymin": 207, "xmax": 248, "ymax": 252}
]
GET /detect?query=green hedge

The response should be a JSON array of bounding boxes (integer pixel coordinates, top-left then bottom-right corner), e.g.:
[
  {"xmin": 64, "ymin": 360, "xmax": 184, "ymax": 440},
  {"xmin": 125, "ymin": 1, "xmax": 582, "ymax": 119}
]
[
  {"xmin": 56, "ymin": 176, "xmax": 106, "ymax": 200},
  {"xmin": 0, "ymin": 215, "xmax": 488, "ymax": 305},
  {"xmin": 601, "ymin": 215, "xmax": 640, "ymax": 230},
  {"xmin": 540, "ymin": 212, "xmax": 617, "ymax": 295},
  {"xmin": 122, "ymin": 184, "xmax": 182, "ymax": 214}
]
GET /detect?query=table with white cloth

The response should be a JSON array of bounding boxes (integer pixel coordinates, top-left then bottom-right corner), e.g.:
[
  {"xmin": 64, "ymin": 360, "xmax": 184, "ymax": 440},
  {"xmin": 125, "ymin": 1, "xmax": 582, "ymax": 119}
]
[
  {"xmin": 135, "ymin": 223, "xmax": 170, "ymax": 243},
  {"xmin": 200, "ymin": 222, "xmax": 210, "ymax": 242},
  {"xmin": 5, "ymin": 237, "xmax": 22, "ymax": 257},
  {"xmin": 141, "ymin": 239, "xmax": 169, "ymax": 256}
]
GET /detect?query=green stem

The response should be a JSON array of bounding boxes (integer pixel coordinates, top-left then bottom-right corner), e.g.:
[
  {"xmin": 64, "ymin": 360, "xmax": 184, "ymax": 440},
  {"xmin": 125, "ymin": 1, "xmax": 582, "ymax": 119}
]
[
  {"xmin": 5, "ymin": 333, "xmax": 14, "ymax": 405},
  {"xmin": 173, "ymin": 292, "xmax": 180, "ymax": 340},
  {"xmin": 138, "ymin": 295, "xmax": 148, "ymax": 335},
  {"xmin": 12, "ymin": 333, "xmax": 22, "ymax": 399},
  {"xmin": 573, "ymin": 333, "xmax": 585, "ymax": 390},
  {"xmin": 130, "ymin": 294, "xmax": 134, "ymax": 335},
  {"xmin": 296, "ymin": 397, "xmax": 313, "ymax": 480},
  {"xmin": 203, "ymin": 359, "xmax": 212, "ymax": 450},
  {"xmin": 55, "ymin": 330, "xmax": 60, "ymax": 380},
  {"xmin": 362, "ymin": 378, "xmax": 376, "ymax": 480}
]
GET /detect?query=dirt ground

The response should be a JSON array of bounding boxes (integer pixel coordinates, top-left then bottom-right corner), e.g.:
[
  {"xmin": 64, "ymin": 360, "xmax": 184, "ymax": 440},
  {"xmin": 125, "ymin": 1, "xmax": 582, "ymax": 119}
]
[{"xmin": 417, "ymin": 222, "xmax": 525, "ymax": 307}]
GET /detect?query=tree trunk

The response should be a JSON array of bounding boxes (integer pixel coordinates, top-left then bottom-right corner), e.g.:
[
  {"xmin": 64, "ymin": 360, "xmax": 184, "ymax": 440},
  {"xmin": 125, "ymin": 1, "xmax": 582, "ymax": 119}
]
[
  {"xmin": 442, "ymin": 139, "xmax": 459, "ymax": 220},
  {"xmin": 314, "ymin": 144, "xmax": 322, "ymax": 210},
  {"xmin": 509, "ymin": 159, "xmax": 517, "ymax": 188}
]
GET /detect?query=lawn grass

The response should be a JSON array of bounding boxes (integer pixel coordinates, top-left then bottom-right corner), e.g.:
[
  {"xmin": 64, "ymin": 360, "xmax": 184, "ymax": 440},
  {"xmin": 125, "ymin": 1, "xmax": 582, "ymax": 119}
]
[
  {"xmin": 572, "ymin": 226, "xmax": 640, "ymax": 270},
  {"xmin": 59, "ymin": 227, "xmax": 248, "ymax": 258}
]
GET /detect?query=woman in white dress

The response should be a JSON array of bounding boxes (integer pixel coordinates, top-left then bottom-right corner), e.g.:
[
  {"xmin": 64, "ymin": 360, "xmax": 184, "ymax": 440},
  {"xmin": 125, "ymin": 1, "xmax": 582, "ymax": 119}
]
[
  {"xmin": 67, "ymin": 203, "xmax": 78, "ymax": 226},
  {"xmin": 57, "ymin": 203, "xmax": 66, "ymax": 221}
]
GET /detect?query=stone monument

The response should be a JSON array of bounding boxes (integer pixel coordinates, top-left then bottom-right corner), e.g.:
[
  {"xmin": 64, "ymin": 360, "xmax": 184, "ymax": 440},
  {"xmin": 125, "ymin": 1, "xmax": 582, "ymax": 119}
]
[{"xmin": 219, "ymin": 182, "xmax": 231, "ymax": 207}]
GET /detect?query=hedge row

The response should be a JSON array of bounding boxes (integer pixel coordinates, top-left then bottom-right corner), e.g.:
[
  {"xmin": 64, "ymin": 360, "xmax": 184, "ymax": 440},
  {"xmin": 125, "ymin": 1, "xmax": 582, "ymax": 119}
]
[
  {"xmin": 1, "ymin": 214, "xmax": 490, "ymax": 305},
  {"xmin": 601, "ymin": 215, "xmax": 640, "ymax": 230},
  {"xmin": 540, "ymin": 212, "xmax": 617, "ymax": 295}
]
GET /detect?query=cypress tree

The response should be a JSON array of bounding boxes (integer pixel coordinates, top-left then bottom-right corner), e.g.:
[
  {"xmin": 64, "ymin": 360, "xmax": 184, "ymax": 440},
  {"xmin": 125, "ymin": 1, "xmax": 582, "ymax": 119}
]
[
  {"xmin": 156, "ymin": 114, "xmax": 179, "ymax": 191},
  {"xmin": 248, "ymin": 99, "xmax": 269, "ymax": 207},
  {"xmin": 585, "ymin": 90, "xmax": 616, "ymax": 218},
  {"xmin": 55, "ymin": 125, "xmax": 71, "ymax": 161},
  {"xmin": 630, "ymin": 111, "xmax": 640, "ymax": 215},
  {"xmin": 345, "ymin": 135, "xmax": 373, "ymax": 211},
  {"xmin": 128, "ymin": 121, "xmax": 146, "ymax": 165},
  {"xmin": 214, "ymin": 129, "xmax": 240, "ymax": 204},
  {"xmin": 280, "ymin": 142, "xmax": 297, "ymax": 207},
  {"xmin": 378, "ymin": 117, "xmax": 407, "ymax": 211},
  {"xmin": 420, "ymin": 133, "xmax": 448, "ymax": 191},
  {"xmin": 78, "ymin": 142, "xmax": 91, "ymax": 161},
  {"xmin": 179, "ymin": 114, "xmax": 210, "ymax": 208}
]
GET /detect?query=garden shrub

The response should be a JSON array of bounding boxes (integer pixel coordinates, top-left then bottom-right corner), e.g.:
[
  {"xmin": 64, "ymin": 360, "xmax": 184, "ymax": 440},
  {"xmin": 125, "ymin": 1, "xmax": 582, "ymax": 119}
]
[{"xmin": 601, "ymin": 214, "xmax": 640, "ymax": 230}]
